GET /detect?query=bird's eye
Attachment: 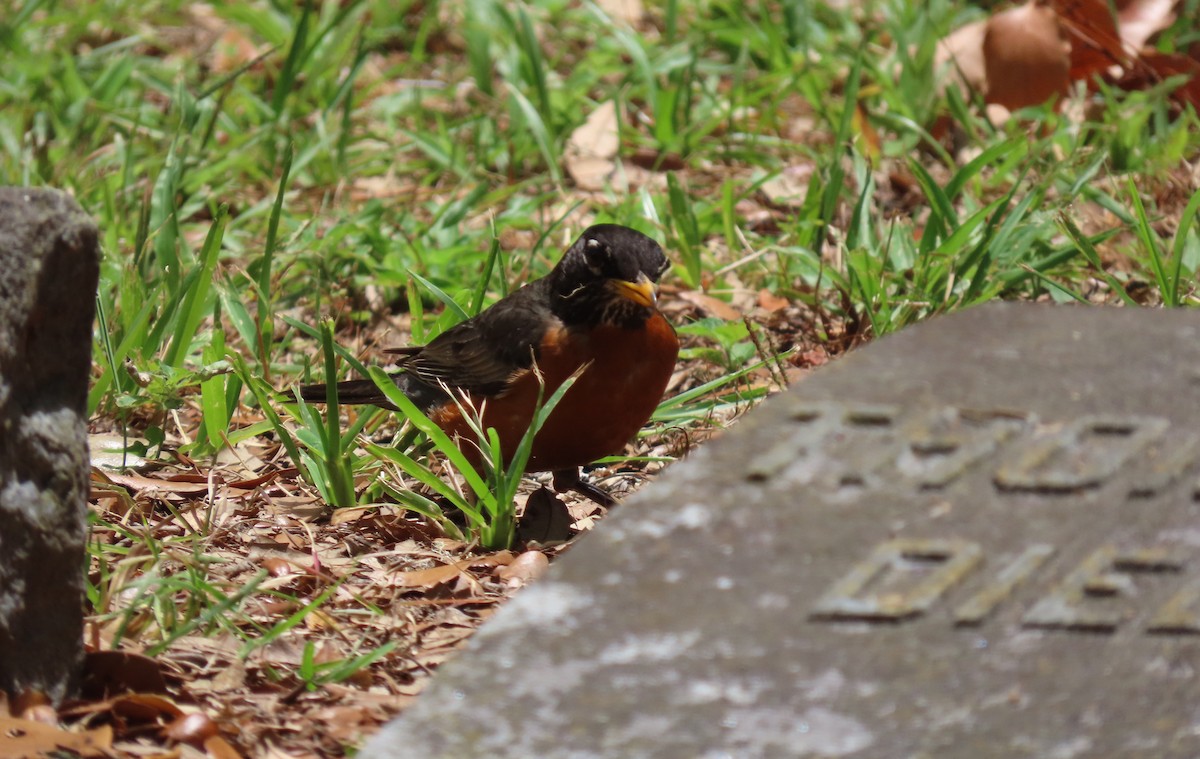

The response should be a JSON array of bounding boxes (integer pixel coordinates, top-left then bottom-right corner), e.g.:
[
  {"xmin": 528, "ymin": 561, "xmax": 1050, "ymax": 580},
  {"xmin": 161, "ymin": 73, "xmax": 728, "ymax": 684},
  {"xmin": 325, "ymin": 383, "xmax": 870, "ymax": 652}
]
[{"xmin": 583, "ymin": 238, "xmax": 608, "ymax": 274}]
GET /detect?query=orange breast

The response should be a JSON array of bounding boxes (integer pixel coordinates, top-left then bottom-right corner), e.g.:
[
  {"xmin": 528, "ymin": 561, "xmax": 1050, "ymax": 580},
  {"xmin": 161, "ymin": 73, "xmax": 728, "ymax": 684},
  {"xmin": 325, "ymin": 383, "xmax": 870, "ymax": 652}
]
[{"xmin": 432, "ymin": 313, "xmax": 679, "ymax": 473}]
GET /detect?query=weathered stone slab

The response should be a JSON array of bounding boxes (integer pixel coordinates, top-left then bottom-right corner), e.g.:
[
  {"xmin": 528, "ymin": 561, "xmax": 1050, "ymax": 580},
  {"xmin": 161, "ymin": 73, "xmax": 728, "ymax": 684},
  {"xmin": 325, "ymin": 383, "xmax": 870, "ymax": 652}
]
[
  {"xmin": 362, "ymin": 303, "xmax": 1200, "ymax": 759},
  {"xmin": 0, "ymin": 188, "xmax": 99, "ymax": 703}
]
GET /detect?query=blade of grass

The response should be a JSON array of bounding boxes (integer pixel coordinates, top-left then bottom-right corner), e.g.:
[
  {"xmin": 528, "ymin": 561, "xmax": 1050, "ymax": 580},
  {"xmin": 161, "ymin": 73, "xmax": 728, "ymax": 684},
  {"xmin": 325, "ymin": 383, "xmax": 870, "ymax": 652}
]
[{"xmin": 164, "ymin": 204, "xmax": 227, "ymax": 368}]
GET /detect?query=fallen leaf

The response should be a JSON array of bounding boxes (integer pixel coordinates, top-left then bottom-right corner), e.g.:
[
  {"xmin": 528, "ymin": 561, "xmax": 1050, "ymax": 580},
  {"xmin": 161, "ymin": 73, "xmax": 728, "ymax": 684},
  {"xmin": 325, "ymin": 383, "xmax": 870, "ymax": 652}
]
[
  {"xmin": 791, "ymin": 346, "xmax": 832, "ymax": 370},
  {"xmin": 211, "ymin": 27, "xmax": 262, "ymax": 75},
  {"xmin": 82, "ymin": 651, "xmax": 169, "ymax": 697},
  {"xmin": 596, "ymin": 0, "xmax": 643, "ymax": 26},
  {"xmin": 565, "ymin": 100, "xmax": 620, "ymax": 191},
  {"xmin": 757, "ymin": 289, "xmax": 790, "ymax": 313},
  {"xmin": 496, "ymin": 551, "xmax": 550, "ymax": 586},
  {"xmin": 1118, "ymin": 0, "xmax": 1178, "ymax": 52},
  {"xmin": 1051, "ymin": 0, "xmax": 1127, "ymax": 80},
  {"xmin": 1120, "ymin": 51, "xmax": 1200, "ymax": 110},
  {"xmin": 261, "ymin": 556, "xmax": 294, "ymax": 577},
  {"xmin": 0, "ymin": 717, "xmax": 112, "ymax": 758},
  {"xmin": 984, "ymin": 2, "xmax": 1071, "ymax": 110},
  {"xmin": 677, "ymin": 290, "xmax": 743, "ymax": 321},
  {"xmin": 852, "ymin": 101, "xmax": 881, "ymax": 160},
  {"xmin": 390, "ymin": 552, "xmax": 514, "ymax": 589},
  {"xmin": 110, "ymin": 693, "xmax": 184, "ymax": 722},
  {"xmin": 516, "ymin": 488, "xmax": 574, "ymax": 545},
  {"xmin": 162, "ymin": 712, "xmax": 220, "ymax": 745},
  {"xmin": 205, "ymin": 734, "xmax": 245, "ymax": 759},
  {"xmin": 104, "ymin": 471, "xmax": 211, "ymax": 496},
  {"xmin": 935, "ymin": 19, "xmax": 989, "ymax": 98}
]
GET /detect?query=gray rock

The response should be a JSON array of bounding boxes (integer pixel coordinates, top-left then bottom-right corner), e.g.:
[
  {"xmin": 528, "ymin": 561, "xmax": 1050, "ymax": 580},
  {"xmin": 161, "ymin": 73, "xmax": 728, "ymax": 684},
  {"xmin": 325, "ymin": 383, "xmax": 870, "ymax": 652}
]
[
  {"xmin": 0, "ymin": 187, "xmax": 99, "ymax": 704},
  {"xmin": 361, "ymin": 303, "xmax": 1200, "ymax": 759}
]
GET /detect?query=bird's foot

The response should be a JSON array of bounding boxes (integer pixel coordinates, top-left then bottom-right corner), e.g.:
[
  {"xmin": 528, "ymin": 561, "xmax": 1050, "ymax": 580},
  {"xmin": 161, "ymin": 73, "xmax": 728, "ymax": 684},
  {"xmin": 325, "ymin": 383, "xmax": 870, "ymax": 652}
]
[{"xmin": 552, "ymin": 468, "xmax": 618, "ymax": 508}]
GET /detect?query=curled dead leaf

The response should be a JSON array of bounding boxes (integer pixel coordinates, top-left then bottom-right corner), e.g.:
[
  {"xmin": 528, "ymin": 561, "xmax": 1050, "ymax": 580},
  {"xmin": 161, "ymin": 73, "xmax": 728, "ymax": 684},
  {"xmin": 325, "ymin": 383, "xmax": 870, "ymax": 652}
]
[
  {"xmin": 0, "ymin": 717, "xmax": 112, "ymax": 758},
  {"xmin": 261, "ymin": 556, "xmax": 294, "ymax": 577},
  {"xmin": 756, "ymin": 289, "xmax": 791, "ymax": 313},
  {"xmin": 984, "ymin": 2, "xmax": 1071, "ymax": 110},
  {"xmin": 162, "ymin": 711, "xmax": 220, "ymax": 745},
  {"xmin": 104, "ymin": 471, "xmax": 211, "ymax": 496},
  {"xmin": 565, "ymin": 100, "xmax": 620, "ymax": 191},
  {"xmin": 83, "ymin": 650, "xmax": 169, "ymax": 696},
  {"xmin": 1117, "ymin": 0, "xmax": 1179, "ymax": 52},
  {"xmin": 496, "ymin": 551, "xmax": 550, "ymax": 586},
  {"xmin": 110, "ymin": 693, "xmax": 184, "ymax": 722},
  {"xmin": 935, "ymin": 20, "xmax": 989, "ymax": 98},
  {"xmin": 1052, "ymin": 0, "xmax": 1127, "ymax": 79},
  {"xmin": 1119, "ymin": 51, "xmax": 1200, "ymax": 110},
  {"xmin": 677, "ymin": 290, "xmax": 743, "ymax": 322},
  {"xmin": 391, "ymin": 552, "xmax": 515, "ymax": 590},
  {"xmin": 205, "ymin": 734, "xmax": 246, "ymax": 759},
  {"xmin": 596, "ymin": 0, "xmax": 644, "ymax": 26}
]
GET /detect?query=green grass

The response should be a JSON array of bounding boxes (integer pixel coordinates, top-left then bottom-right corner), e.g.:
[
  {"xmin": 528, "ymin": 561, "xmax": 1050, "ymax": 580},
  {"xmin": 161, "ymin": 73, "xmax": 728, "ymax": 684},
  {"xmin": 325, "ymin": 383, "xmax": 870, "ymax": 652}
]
[{"xmin": 4, "ymin": 0, "xmax": 1199, "ymax": 751}]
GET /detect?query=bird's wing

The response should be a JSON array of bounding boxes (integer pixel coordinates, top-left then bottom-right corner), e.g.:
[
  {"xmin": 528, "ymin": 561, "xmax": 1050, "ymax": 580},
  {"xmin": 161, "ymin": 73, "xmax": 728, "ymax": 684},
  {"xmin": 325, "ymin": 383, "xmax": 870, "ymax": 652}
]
[{"xmin": 388, "ymin": 281, "xmax": 555, "ymax": 398}]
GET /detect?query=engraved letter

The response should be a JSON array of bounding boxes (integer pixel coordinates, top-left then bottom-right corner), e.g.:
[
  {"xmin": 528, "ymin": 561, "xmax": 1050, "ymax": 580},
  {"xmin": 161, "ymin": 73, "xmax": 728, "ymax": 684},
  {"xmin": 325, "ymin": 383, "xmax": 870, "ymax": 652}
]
[
  {"xmin": 1023, "ymin": 546, "xmax": 1185, "ymax": 632},
  {"xmin": 954, "ymin": 544, "xmax": 1055, "ymax": 626},
  {"xmin": 811, "ymin": 539, "xmax": 983, "ymax": 622},
  {"xmin": 897, "ymin": 408, "xmax": 1026, "ymax": 489},
  {"xmin": 995, "ymin": 415, "xmax": 1169, "ymax": 493},
  {"xmin": 1149, "ymin": 576, "xmax": 1200, "ymax": 633}
]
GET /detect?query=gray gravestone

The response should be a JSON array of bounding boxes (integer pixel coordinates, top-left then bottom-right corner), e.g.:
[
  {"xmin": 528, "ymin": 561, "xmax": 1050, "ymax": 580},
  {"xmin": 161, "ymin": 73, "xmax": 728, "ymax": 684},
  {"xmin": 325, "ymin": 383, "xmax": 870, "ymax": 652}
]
[
  {"xmin": 0, "ymin": 188, "xmax": 99, "ymax": 703},
  {"xmin": 362, "ymin": 303, "xmax": 1200, "ymax": 758}
]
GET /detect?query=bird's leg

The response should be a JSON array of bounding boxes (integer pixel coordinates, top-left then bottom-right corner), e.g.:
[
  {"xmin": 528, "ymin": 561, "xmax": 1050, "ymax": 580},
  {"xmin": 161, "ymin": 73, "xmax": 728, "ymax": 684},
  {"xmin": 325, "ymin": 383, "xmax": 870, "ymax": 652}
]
[{"xmin": 552, "ymin": 468, "xmax": 617, "ymax": 508}]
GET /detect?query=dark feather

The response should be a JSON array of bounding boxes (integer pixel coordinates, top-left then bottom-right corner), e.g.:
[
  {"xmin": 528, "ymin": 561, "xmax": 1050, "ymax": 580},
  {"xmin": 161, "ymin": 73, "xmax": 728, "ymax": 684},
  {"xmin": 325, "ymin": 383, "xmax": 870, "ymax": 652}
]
[{"xmin": 300, "ymin": 224, "xmax": 669, "ymax": 408}]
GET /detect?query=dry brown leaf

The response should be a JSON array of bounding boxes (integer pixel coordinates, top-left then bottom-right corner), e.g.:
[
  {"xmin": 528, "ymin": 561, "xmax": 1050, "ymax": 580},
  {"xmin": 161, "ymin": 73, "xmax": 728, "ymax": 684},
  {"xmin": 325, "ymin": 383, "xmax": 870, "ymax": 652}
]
[
  {"xmin": 162, "ymin": 712, "xmax": 220, "ymax": 745},
  {"xmin": 391, "ymin": 552, "xmax": 514, "ymax": 590},
  {"xmin": 1051, "ymin": 0, "xmax": 1127, "ymax": 80},
  {"xmin": 596, "ymin": 0, "xmax": 644, "ymax": 26},
  {"xmin": 852, "ymin": 101, "xmax": 881, "ymax": 160},
  {"xmin": 792, "ymin": 346, "xmax": 832, "ymax": 370},
  {"xmin": 516, "ymin": 488, "xmax": 574, "ymax": 545},
  {"xmin": 1118, "ymin": 0, "xmax": 1178, "ymax": 52},
  {"xmin": 265, "ymin": 496, "xmax": 326, "ymax": 521},
  {"xmin": 496, "ymin": 551, "xmax": 550, "ymax": 587},
  {"xmin": 0, "ymin": 717, "xmax": 112, "ymax": 758},
  {"xmin": 756, "ymin": 289, "xmax": 791, "ymax": 313},
  {"xmin": 83, "ymin": 651, "xmax": 170, "ymax": 696},
  {"xmin": 204, "ymin": 734, "xmax": 245, "ymax": 759},
  {"xmin": 261, "ymin": 557, "xmax": 293, "ymax": 577},
  {"xmin": 104, "ymin": 471, "xmax": 212, "ymax": 496},
  {"xmin": 984, "ymin": 2, "xmax": 1071, "ymax": 110},
  {"xmin": 677, "ymin": 290, "xmax": 743, "ymax": 321},
  {"xmin": 564, "ymin": 100, "xmax": 620, "ymax": 191},
  {"xmin": 210, "ymin": 27, "xmax": 261, "ymax": 75},
  {"xmin": 224, "ymin": 470, "xmax": 282, "ymax": 491},
  {"xmin": 935, "ymin": 19, "xmax": 989, "ymax": 98},
  {"xmin": 1121, "ymin": 51, "xmax": 1200, "ymax": 110},
  {"xmin": 110, "ymin": 693, "xmax": 184, "ymax": 722},
  {"xmin": 350, "ymin": 173, "xmax": 408, "ymax": 201}
]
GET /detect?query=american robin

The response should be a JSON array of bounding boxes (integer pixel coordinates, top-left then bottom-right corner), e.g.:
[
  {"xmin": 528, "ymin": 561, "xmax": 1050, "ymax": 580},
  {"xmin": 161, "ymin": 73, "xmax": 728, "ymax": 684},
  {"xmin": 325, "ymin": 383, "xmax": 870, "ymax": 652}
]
[{"xmin": 299, "ymin": 224, "xmax": 679, "ymax": 506}]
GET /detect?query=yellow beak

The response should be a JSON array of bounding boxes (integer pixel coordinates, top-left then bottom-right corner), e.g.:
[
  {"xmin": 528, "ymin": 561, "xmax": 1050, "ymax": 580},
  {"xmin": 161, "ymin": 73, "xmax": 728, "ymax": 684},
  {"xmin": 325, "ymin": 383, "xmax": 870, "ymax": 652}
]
[{"xmin": 609, "ymin": 273, "xmax": 657, "ymax": 308}]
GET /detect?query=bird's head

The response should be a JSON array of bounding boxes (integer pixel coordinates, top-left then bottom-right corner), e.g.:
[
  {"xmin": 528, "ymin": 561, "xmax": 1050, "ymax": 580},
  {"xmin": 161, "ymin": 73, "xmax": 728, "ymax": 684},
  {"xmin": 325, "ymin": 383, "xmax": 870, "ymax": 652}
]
[{"xmin": 549, "ymin": 224, "xmax": 670, "ymax": 328}]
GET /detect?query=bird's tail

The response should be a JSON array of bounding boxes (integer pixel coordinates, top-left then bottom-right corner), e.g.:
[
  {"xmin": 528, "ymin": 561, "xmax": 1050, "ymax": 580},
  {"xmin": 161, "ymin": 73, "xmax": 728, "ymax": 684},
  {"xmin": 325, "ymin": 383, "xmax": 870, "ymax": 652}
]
[{"xmin": 296, "ymin": 379, "xmax": 399, "ymax": 411}]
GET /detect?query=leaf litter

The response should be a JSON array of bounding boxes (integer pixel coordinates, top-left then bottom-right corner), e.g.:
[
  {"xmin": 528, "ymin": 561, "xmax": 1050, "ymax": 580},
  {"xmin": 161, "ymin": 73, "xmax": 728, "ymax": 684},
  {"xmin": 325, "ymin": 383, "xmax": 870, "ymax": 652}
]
[{"xmin": 67, "ymin": 3, "xmax": 1200, "ymax": 757}]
